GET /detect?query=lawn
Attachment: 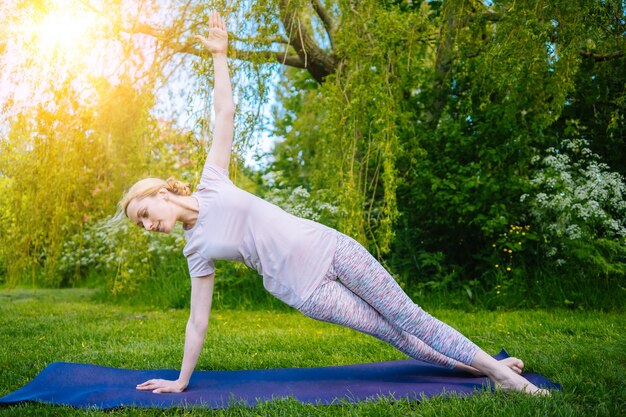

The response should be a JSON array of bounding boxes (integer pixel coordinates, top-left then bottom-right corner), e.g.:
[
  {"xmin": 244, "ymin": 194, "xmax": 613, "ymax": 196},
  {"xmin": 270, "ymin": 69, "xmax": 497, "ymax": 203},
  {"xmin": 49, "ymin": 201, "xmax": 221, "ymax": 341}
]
[{"xmin": 0, "ymin": 288, "xmax": 624, "ymax": 416}]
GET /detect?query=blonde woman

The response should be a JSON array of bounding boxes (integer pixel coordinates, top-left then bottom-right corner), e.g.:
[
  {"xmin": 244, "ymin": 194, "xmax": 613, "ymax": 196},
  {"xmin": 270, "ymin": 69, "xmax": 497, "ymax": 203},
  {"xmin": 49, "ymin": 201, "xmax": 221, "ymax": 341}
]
[{"xmin": 120, "ymin": 11, "xmax": 547, "ymax": 396}]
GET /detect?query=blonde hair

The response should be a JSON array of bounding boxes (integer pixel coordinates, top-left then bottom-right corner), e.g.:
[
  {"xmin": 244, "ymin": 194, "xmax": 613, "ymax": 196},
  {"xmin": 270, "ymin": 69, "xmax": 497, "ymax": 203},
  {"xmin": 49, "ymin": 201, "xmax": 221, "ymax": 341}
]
[{"xmin": 118, "ymin": 177, "xmax": 192, "ymax": 218}]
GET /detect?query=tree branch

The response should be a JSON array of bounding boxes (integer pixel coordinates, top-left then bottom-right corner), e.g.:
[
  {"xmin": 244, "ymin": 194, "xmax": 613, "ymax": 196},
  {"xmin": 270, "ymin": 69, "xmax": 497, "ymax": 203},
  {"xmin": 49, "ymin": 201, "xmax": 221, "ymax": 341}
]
[
  {"xmin": 579, "ymin": 50, "xmax": 624, "ymax": 61},
  {"xmin": 427, "ymin": 1, "xmax": 462, "ymax": 124},
  {"xmin": 278, "ymin": 0, "xmax": 339, "ymax": 83},
  {"xmin": 479, "ymin": 11, "xmax": 503, "ymax": 22},
  {"xmin": 311, "ymin": 0, "xmax": 336, "ymax": 49},
  {"xmin": 128, "ymin": 22, "xmax": 304, "ymax": 67},
  {"xmin": 472, "ymin": 7, "xmax": 624, "ymax": 65},
  {"xmin": 231, "ymin": 34, "xmax": 290, "ymax": 46},
  {"xmin": 82, "ymin": 0, "xmax": 335, "ymax": 82},
  {"xmin": 231, "ymin": 49, "xmax": 306, "ymax": 68}
]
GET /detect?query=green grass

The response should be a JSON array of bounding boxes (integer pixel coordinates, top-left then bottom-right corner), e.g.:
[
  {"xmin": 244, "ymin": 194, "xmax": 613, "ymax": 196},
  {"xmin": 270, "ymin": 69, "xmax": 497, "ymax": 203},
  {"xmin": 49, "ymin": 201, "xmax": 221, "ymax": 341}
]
[{"xmin": 0, "ymin": 288, "xmax": 624, "ymax": 416}]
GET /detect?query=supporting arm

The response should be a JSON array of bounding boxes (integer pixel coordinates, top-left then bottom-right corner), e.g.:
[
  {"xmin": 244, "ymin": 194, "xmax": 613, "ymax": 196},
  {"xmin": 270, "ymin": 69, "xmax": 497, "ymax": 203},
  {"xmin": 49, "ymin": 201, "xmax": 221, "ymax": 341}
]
[{"xmin": 135, "ymin": 274, "xmax": 215, "ymax": 393}]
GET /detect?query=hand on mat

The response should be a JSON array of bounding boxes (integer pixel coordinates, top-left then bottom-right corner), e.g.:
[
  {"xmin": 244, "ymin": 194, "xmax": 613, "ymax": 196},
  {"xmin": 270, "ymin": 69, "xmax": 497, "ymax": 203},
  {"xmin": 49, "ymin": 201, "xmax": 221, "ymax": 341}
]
[
  {"xmin": 195, "ymin": 11, "xmax": 228, "ymax": 55},
  {"xmin": 136, "ymin": 378, "xmax": 187, "ymax": 394}
]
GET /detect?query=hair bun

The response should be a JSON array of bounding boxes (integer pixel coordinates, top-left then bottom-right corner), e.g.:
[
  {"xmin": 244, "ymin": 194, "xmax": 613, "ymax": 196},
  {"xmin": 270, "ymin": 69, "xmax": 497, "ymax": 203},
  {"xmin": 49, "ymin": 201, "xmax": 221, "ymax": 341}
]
[{"xmin": 165, "ymin": 177, "xmax": 192, "ymax": 196}]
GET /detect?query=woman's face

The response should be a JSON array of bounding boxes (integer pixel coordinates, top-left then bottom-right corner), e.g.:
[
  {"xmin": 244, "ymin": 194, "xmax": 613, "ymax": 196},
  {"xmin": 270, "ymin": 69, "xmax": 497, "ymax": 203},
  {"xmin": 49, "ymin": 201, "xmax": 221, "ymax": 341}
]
[{"xmin": 126, "ymin": 190, "xmax": 177, "ymax": 234}]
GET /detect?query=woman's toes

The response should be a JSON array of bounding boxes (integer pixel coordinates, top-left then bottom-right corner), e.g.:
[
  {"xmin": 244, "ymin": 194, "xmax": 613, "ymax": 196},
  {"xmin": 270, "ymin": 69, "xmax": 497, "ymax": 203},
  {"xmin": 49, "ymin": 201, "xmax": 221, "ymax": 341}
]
[
  {"xmin": 495, "ymin": 372, "xmax": 549, "ymax": 396},
  {"xmin": 500, "ymin": 357, "xmax": 524, "ymax": 374},
  {"xmin": 522, "ymin": 384, "xmax": 551, "ymax": 396},
  {"xmin": 536, "ymin": 388, "xmax": 551, "ymax": 397}
]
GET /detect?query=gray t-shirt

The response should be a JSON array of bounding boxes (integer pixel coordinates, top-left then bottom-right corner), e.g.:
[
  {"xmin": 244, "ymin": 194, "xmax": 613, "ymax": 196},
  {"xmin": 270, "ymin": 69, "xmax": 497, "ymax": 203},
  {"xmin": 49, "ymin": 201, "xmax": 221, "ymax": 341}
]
[{"xmin": 183, "ymin": 163, "xmax": 338, "ymax": 308}]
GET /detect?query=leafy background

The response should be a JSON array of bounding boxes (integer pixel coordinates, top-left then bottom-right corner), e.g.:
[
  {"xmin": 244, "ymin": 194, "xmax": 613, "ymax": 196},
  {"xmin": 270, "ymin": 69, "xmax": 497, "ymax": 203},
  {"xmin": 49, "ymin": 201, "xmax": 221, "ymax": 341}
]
[{"xmin": 0, "ymin": 0, "xmax": 624, "ymax": 310}]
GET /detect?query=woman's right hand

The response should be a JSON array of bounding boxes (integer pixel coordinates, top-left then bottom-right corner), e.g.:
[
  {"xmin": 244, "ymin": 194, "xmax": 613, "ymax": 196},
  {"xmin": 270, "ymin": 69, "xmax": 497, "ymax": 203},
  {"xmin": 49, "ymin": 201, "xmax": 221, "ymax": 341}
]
[
  {"xmin": 136, "ymin": 378, "xmax": 187, "ymax": 394},
  {"xmin": 195, "ymin": 11, "xmax": 228, "ymax": 55}
]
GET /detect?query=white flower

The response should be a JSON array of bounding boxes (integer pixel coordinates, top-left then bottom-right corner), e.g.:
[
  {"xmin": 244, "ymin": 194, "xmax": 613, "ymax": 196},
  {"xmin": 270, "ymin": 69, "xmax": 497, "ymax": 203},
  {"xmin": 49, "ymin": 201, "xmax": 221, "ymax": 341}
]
[{"xmin": 565, "ymin": 225, "xmax": 582, "ymax": 239}]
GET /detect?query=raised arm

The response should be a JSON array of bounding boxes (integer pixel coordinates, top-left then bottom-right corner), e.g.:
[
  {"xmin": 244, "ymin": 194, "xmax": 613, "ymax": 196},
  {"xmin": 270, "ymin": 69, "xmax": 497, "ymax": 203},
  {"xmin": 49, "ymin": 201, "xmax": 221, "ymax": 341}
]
[{"xmin": 196, "ymin": 11, "xmax": 235, "ymax": 172}]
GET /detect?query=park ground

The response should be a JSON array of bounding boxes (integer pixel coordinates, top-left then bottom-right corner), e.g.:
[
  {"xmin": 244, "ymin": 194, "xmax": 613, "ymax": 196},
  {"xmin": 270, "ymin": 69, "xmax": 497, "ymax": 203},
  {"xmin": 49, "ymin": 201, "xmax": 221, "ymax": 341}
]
[{"xmin": 0, "ymin": 288, "xmax": 624, "ymax": 416}]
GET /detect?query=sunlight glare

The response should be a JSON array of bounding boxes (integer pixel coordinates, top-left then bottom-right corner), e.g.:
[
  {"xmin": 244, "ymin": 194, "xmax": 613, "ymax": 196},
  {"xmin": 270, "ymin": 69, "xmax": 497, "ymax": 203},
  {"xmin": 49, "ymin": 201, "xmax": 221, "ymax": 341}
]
[{"xmin": 34, "ymin": 8, "xmax": 94, "ymax": 56}]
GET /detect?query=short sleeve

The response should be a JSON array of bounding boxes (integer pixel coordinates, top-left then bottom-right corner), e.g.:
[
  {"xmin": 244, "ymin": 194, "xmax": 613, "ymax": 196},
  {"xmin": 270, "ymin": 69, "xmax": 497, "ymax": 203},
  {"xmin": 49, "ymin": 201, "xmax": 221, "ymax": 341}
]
[
  {"xmin": 186, "ymin": 251, "xmax": 215, "ymax": 278},
  {"xmin": 198, "ymin": 163, "xmax": 231, "ymax": 190}
]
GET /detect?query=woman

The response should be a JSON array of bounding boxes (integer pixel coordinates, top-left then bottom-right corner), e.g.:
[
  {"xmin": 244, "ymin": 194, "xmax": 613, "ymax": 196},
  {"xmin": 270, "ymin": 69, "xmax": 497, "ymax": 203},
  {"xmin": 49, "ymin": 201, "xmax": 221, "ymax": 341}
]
[{"xmin": 121, "ymin": 12, "xmax": 547, "ymax": 396}]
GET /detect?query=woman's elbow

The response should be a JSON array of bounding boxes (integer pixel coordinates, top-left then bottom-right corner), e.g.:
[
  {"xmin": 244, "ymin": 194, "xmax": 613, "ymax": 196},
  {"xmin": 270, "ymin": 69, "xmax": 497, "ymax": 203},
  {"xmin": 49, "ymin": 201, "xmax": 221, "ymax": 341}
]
[
  {"xmin": 215, "ymin": 103, "xmax": 235, "ymax": 118},
  {"xmin": 188, "ymin": 318, "xmax": 208, "ymax": 335}
]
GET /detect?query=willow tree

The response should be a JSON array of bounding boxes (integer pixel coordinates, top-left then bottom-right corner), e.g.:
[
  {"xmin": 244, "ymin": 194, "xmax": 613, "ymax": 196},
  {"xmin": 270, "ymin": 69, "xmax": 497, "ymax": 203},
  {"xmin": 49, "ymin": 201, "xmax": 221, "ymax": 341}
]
[{"xmin": 0, "ymin": 1, "xmax": 176, "ymax": 285}]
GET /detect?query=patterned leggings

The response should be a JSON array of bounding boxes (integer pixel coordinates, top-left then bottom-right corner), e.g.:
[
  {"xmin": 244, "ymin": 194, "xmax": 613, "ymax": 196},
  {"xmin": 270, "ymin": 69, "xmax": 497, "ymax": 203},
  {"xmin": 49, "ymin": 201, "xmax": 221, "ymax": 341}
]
[{"xmin": 299, "ymin": 233, "xmax": 479, "ymax": 369}]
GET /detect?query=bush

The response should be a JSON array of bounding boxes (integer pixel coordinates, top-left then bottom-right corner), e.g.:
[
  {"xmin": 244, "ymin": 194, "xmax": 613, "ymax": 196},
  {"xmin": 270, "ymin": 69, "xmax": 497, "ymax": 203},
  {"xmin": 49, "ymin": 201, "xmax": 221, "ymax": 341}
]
[
  {"xmin": 56, "ymin": 215, "xmax": 186, "ymax": 301},
  {"xmin": 516, "ymin": 138, "xmax": 626, "ymax": 308}
]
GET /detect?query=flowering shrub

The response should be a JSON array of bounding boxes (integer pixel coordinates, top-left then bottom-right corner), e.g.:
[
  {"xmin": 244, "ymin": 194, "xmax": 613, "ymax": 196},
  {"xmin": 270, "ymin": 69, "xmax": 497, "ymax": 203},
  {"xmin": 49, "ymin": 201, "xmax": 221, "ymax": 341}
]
[
  {"xmin": 520, "ymin": 138, "xmax": 626, "ymax": 277},
  {"xmin": 522, "ymin": 139, "xmax": 626, "ymax": 244},
  {"xmin": 263, "ymin": 185, "xmax": 338, "ymax": 223},
  {"xmin": 57, "ymin": 215, "xmax": 186, "ymax": 295}
]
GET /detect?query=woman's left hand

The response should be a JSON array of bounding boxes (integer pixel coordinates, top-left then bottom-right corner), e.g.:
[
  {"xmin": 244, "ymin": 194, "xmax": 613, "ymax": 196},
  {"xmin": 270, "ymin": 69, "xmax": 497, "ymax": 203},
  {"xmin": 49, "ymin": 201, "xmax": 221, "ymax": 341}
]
[
  {"xmin": 195, "ymin": 11, "xmax": 228, "ymax": 55},
  {"xmin": 136, "ymin": 378, "xmax": 187, "ymax": 394}
]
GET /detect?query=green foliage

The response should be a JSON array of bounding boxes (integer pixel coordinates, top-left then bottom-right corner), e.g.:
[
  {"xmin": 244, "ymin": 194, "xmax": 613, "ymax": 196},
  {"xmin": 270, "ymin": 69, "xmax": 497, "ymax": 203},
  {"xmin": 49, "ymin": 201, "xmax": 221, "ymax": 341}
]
[
  {"xmin": 0, "ymin": 177, "xmax": 10, "ymax": 283},
  {"xmin": 552, "ymin": 2, "xmax": 626, "ymax": 175},
  {"xmin": 523, "ymin": 138, "xmax": 626, "ymax": 245},
  {"xmin": 1, "ymin": 0, "xmax": 624, "ymax": 310},
  {"xmin": 270, "ymin": 0, "xmax": 431, "ymax": 256},
  {"xmin": 57, "ymin": 215, "xmax": 183, "ymax": 291},
  {"xmin": 264, "ymin": 0, "xmax": 625, "ymax": 308},
  {"xmin": 0, "ymin": 80, "xmax": 156, "ymax": 287}
]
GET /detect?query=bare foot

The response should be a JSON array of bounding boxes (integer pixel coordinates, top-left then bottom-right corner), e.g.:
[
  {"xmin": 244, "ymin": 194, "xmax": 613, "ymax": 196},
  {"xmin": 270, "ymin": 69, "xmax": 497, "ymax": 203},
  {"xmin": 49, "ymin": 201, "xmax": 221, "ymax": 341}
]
[
  {"xmin": 458, "ymin": 357, "xmax": 524, "ymax": 376},
  {"xmin": 469, "ymin": 350, "xmax": 550, "ymax": 396},
  {"xmin": 500, "ymin": 357, "xmax": 524, "ymax": 375},
  {"xmin": 491, "ymin": 366, "xmax": 550, "ymax": 396}
]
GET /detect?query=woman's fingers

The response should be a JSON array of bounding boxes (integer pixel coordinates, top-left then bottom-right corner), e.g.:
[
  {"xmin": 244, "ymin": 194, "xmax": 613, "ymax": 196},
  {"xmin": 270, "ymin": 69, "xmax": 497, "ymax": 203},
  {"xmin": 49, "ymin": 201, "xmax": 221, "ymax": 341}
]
[
  {"xmin": 136, "ymin": 380, "xmax": 154, "ymax": 391},
  {"xmin": 136, "ymin": 379, "xmax": 161, "ymax": 390},
  {"xmin": 137, "ymin": 380, "xmax": 154, "ymax": 387},
  {"xmin": 136, "ymin": 379, "xmax": 183, "ymax": 394},
  {"xmin": 208, "ymin": 10, "xmax": 225, "ymax": 30},
  {"xmin": 194, "ymin": 12, "xmax": 228, "ymax": 54}
]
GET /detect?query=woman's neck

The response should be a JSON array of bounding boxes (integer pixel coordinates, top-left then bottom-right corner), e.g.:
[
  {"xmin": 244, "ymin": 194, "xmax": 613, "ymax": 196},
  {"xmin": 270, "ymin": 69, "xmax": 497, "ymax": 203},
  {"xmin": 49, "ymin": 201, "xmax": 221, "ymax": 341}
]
[{"xmin": 173, "ymin": 195, "xmax": 199, "ymax": 229}]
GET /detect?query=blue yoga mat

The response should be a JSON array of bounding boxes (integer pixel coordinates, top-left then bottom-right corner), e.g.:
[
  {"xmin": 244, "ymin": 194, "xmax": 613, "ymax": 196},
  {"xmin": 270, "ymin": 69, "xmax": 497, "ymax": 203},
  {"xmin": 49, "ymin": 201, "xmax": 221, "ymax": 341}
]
[{"xmin": 0, "ymin": 350, "xmax": 560, "ymax": 409}]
